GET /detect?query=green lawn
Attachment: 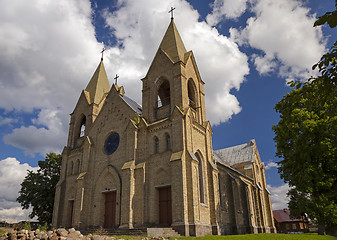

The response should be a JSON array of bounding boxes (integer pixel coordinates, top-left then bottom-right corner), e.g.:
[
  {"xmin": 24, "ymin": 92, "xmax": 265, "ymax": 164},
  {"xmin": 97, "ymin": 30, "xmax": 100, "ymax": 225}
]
[
  {"xmin": 0, "ymin": 228, "xmax": 335, "ymax": 240},
  {"xmin": 176, "ymin": 233, "xmax": 336, "ymax": 240}
]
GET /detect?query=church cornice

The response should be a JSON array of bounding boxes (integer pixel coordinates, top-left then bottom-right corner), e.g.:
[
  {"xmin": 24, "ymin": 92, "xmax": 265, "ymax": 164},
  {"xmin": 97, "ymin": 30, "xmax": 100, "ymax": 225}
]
[{"xmin": 148, "ymin": 119, "xmax": 172, "ymax": 133}]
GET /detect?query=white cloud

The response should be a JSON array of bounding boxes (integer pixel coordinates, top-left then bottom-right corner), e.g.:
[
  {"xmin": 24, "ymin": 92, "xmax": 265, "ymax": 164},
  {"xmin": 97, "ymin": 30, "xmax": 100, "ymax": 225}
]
[
  {"xmin": 0, "ymin": 158, "xmax": 38, "ymax": 223},
  {"xmin": 4, "ymin": 109, "xmax": 67, "ymax": 156},
  {"xmin": 252, "ymin": 54, "xmax": 277, "ymax": 75},
  {"xmin": 2, "ymin": 0, "xmax": 325, "ymax": 155},
  {"xmin": 0, "ymin": 0, "xmax": 249, "ymax": 155},
  {"xmin": 230, "ymin": 0, "xmax": 326, "ymax": 82},
  {"xmin": 268, "ymin": 183, "xmax": 290, "ymax": 210},
  {"xmin": 265, "ymin": 161, "xmax": 278, "ymax": 170},
  {"xmin": 206, "ymin": 0, "xmax": 248, "ymax": 25},
  {"xmin": 102, "ymin": 0, "xmax": 249, "ymax": 125},
  {"xmin": 1, "ymin": 0, "xmax": 249, "ymax": 154},
  {"xmin": 0, "ymin": 0, "xmax": 103, "ymax": 155},
  {"xmin": 0, "ymin": 117, "xmax": 17, "ymax": 126}
]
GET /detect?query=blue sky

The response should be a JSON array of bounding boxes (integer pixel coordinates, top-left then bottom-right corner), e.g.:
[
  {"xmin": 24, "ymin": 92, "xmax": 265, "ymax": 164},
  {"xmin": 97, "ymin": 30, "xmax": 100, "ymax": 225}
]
[{"xmin": 0, "ymin": 0, "xmax": 335, "ymax": 223}]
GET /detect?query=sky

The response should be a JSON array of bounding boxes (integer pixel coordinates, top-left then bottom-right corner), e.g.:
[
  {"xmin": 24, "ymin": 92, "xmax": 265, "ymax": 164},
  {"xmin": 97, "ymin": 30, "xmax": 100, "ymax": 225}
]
[{"xmin": 0, "ymin": 0, "xmax": 335, "ymax": 223}]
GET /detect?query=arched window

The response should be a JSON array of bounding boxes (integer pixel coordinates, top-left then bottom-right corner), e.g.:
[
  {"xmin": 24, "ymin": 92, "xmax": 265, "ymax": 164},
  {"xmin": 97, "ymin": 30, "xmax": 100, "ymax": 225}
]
[
  {"xmin": 157, "ymin": 80, "xmax": 170, "ymax": 107},
  {"xmin": 196, "ymin": 153, "xmax": 205, "ymax": 203},
  {"xmin": 166, "ymin": 134, "xmax": 171, "ymax": 150},
  {"xmin": 79, "ymin": 116, "xmax": 86, "ymax": 137},
  {"xmin": 154, "ymin": 137, "xmax": 159, "ymax": 153},
  {"xmin": 188, "ymin": 79, "xmax": 197, "ymax": 109}
]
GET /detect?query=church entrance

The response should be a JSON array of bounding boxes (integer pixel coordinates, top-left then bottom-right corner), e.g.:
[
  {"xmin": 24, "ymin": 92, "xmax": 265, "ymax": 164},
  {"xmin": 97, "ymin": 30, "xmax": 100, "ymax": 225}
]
[
  {"xmin": 104, "ymin": 191, "xmax": 116, "ymax": 228},
  {"xmin": 158, "ymin": 186, "xmax": 172, "ymax": 226}
]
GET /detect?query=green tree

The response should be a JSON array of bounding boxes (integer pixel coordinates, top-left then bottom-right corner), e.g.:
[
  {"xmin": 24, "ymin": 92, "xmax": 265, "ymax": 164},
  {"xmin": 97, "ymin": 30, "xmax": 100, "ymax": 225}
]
[
  {"xmin": 273, "ymin": 2, "xmax": 337, "ymax": 235},
  {"xmin": 17, "ymin": 153, "xmax": 61, "ymax": 224}
]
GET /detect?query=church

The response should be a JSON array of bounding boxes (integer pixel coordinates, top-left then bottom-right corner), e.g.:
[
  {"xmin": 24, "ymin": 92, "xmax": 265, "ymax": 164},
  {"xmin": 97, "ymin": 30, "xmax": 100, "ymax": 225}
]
[{"xmin": 52, "ymin": 17, "xmax": 276, "ymax": 236}]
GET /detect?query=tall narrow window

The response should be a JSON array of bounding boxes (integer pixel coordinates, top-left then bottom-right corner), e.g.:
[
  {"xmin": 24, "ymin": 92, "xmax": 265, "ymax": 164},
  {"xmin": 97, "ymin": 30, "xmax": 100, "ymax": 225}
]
[
  {"xmin": 197, "ymin": 153, "xmax": 205, "ymax": 203},
  {"xmin": 166, "ymin": 134, "xmax": 171, "ymax": 150},
  {"xmin": 154, "ymin": 137, "xmax": 159, "ymax": 154},
  {"xmin": 157, "ymin": 80, "xmax": 170, "ymax": 107},
  {"xmin": 79, "ymin": 116, "xmax": 86, "ymax": 137},
  {"xmin": 219, "ymin": 174, "xmax": 223, "ymax": 207},
  {"xmin": 188, "ymin": 79, "xmax": 197, "ymax": 109}
]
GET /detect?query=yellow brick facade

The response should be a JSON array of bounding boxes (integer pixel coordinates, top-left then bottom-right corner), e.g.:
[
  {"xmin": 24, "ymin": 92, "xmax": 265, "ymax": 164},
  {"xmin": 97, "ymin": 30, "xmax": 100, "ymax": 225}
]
[{"xmin": 52, "ymin": 19, "xmax": 276, "ymax": 236}]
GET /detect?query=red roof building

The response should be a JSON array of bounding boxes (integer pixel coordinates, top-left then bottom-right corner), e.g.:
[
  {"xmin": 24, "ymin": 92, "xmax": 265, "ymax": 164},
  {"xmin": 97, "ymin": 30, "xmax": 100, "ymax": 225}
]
[{"xmin": 273, "ymin": 209, "xmax": 309, "ymax": 233}]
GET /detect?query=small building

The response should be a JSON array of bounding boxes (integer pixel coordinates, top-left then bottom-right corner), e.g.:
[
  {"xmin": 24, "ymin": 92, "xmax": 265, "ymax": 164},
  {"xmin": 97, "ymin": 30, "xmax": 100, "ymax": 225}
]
[{"xmin": 273, "ymin": 209, "xmax": 309, "ymax": 233}]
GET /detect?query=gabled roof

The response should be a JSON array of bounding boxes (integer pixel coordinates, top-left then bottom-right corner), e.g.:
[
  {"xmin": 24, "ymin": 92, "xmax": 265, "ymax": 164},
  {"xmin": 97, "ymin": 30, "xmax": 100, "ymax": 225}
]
[
  {"xmin": 120, "ymin": 94, "xmax": 142, "ymax": 115},
  {"xmin": 85, "ymin": 60, "xmax": 111, "ymax": 104},
  {"xmin": 214, "ymin": 140, "xmax": 256, "ymax": 166},
  {"xmin": 273, "ymin": 209, "xmax": 306, "ymax": 223},
  {"xmin": 158, "ymin": 19, "xmax": 187, "ymax": 63},
  {"xmin": 213, "ymin": 152, "xmax": 254, "ymax": 181}
]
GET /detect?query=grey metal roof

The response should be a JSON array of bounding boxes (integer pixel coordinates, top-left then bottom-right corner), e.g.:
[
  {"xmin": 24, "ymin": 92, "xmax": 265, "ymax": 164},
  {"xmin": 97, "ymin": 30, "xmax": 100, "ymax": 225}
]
[
  {"xmin": 213, "ymin": 152, "xmax": 253, "ymax": 181},
  {"xmin": 120, "ymin": 94, "xmax": 142, "ymax": 115},
  {"xmin": 214, "ymin": 139, "xmax": 255, "ymax": 166}
]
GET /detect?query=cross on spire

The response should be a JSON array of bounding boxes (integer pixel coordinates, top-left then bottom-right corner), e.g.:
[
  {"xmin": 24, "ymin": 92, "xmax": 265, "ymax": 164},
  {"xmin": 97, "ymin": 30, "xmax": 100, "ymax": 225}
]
[
  {"xmin": 169, "ymin": 7, "xmax": 175, "ymax": 20},
  {"xmin": 114, "ymin": 74, "xmax": 119, "ymax": 85},
  {"xmin": 101, "ymin": 47, "xmax": 105, "ymax": 60}
]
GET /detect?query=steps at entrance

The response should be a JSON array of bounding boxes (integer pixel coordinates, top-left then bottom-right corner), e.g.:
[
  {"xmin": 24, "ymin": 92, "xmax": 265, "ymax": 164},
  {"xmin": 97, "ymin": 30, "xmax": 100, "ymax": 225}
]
[
  {"xmin": 147, "ymin": 228, "xmax": 181, "ymax": 238},
  {"xmin": 80, "ymin": 228, "xmax": 147, "ymax": 236}
]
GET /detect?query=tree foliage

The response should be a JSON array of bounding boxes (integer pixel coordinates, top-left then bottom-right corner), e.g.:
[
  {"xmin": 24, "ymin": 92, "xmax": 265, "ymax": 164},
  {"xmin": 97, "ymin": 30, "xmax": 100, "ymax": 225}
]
[
  {"xmin": 17, "ymin": 153, "xmax": 61, "ymax": 224},
  {"xmin": 273, "ymin": 1, "xmax": 337, "ymax": 233}
]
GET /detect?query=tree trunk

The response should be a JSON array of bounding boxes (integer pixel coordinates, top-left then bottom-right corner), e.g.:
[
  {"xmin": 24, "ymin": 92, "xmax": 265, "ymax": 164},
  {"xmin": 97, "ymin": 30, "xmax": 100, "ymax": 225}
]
[{"xmin": 318, "ymin": 223, "xmax": 326, "ymax": 235}]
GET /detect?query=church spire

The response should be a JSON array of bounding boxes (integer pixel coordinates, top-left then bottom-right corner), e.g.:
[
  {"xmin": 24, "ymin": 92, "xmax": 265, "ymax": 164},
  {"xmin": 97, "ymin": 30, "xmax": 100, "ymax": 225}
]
[
  {"xmin": 158, "ymin": 18, "xmax": 187, "ymax": 63},
  {"xmin": 85, "ymin": 59, "xmax": 110, "ymax": 104}
]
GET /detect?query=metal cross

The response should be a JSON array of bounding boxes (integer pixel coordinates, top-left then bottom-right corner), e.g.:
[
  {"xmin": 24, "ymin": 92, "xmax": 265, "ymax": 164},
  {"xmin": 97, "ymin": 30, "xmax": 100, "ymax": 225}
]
[
  {"xmin": 101, "ymin": 47, "xmax": 105, "ymax": 60},
  {"xmin": 114, "ymin": 74, "xmax": 119, "ymax": 85},
  {"xmin": 169, "ymin": 7, "xmax": 175, "ymax": 20}
]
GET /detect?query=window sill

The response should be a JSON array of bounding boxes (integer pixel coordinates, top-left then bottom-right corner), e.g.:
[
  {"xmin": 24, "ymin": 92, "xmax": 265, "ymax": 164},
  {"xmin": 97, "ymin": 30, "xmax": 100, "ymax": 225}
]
[{"xmin": 200, "ymin": 203, "xmax": 209, "ymax": 208}]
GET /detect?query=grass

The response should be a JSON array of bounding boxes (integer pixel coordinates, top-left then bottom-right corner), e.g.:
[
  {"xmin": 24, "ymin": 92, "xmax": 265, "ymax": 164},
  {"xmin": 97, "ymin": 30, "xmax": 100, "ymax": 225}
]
[
  {"xmin": 0, "ymin": 229, "xmax": 7, "ymax": 237},
  {"xmin": 1, "ymin": 227, "xmax": 335, "ymax": 240},
  {"xmin": 176, "ymin": 233, "xmax": 336, "ymax": 240},
  {"xmin": 99, "ymin": 233, "xmax": 336, "ymax": 240}
]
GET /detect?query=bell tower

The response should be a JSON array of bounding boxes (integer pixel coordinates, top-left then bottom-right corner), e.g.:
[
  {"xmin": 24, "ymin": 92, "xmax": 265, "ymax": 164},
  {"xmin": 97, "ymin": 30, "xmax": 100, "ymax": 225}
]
[
  {"xmin": 67, "ymin": 59, "xmax": 110, "ymax": 148},
  {"xmin": 141, "ymin": 19, "xmax": 206, "ymax": 124},
  {"xmin": 140, "ymin": 18, "xmax": 217, "ymax": 236}
]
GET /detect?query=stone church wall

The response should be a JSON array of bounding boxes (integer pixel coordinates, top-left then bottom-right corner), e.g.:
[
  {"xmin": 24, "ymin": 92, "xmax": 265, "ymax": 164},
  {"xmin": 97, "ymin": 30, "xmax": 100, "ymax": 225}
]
[{"xmin": 52, "ymin": 19, "xmax": 276, "ymax": 236}]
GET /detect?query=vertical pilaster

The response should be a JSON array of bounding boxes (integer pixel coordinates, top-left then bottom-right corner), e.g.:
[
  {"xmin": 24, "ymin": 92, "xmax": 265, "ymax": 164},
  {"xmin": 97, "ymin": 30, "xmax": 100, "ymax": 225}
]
[{"xmin": 120, "ymin": 161, "xmax": 135, "ymax": 229}]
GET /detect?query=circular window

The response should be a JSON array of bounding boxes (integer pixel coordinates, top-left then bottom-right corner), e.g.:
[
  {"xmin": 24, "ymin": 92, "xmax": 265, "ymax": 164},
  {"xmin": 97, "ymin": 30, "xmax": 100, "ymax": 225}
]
[{"xmin": 104, "ymin": 132, "xmax": 120, "ymax": 155}]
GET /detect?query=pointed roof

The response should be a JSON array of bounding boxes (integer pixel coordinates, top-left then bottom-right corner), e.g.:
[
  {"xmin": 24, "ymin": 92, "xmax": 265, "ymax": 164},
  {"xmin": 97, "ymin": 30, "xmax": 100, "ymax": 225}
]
[
  {"xmin": 85, "ymin": 60, "xmax": 110, "ymax": 104},
  {"xmin": 158, "ymin": 19, "xmax": 187, "ymax": 63}
]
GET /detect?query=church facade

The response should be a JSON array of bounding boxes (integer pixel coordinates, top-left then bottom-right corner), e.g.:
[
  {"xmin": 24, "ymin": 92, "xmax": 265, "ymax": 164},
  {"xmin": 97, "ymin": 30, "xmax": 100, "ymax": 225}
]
[{"xmin": 52, "ymin": 19, "xmax": 276, "ymax": 236}]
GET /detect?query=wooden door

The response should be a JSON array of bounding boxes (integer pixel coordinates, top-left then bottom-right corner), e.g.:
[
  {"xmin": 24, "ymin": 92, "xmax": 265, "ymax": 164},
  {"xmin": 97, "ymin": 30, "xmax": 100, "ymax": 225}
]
[
  {"xmin": 159, "ymin": 186, "xmax": 172, "ymax": 225},
  {"xmin": 104, "ymin": 191, "xmax": 116, "ymax": 228}
]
